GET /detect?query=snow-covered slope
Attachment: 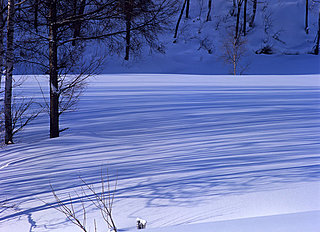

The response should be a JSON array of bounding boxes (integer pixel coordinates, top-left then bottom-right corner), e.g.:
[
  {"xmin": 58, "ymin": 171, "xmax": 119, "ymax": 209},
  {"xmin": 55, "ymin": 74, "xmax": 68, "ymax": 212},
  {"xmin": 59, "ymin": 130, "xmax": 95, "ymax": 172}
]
[
  {"xmin": 0, "ymin": 74, "xmax": 319, "ymax": 231},
  {"xmin": 97, "ymin": 0, "xmax": 320, "ymax": 75},
  {"xmin": 14, "ymin": 0, "xmax": 320, "ymax": 75},
  {"xmin": 145, "ymin": 211, "xmax": 320, "ymax": 232}
]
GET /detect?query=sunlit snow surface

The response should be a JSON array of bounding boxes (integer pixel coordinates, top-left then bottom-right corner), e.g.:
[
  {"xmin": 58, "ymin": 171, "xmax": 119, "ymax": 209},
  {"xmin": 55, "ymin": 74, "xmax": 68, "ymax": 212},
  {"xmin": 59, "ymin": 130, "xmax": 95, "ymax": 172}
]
[{"xmin": 0, "ymin": 75, "xmax": 320, "ymax": 231}]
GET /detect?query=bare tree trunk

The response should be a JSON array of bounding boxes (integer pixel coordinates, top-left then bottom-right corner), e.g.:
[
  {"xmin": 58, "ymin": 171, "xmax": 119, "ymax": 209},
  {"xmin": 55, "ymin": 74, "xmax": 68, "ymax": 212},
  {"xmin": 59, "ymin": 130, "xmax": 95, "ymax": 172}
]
[
  {"xmin": 49, "ymin": 0, "xmax": 59, "ymax": 138},
  {"xmin": 314, "ymin": 9, "xmax": 320, "ymax": 55},
  {"xmin": 243, "ymin": 0, "xmax": 247, "ymax": 35},
  {"xmin": 305, "ymin": 0, "xmax": 309, "ymax": 34},
  {"xmin": 235, "ymin": 0, "xmax": 242, "ymax": 39},
  {"xmin": 231, "ymin": 0, "xmax": 236, "ymax": 16},
  {"xmin": 34, "ymin": 0, "xmax": 39, "ymax": 32},
  {"xmin": 124, "ymin": 0, "xmax": 132, "ymax": 60},
  {"xmin": 185, "ymin": 0, "xmax": 190, "ymax": 18},
  {"xmin": 206, "ymin": 0, "xmax": 212, "ymax": 22},
  {"xmin": 5, "ymin": 0, "xmax": 15, "ymax": 144},
  {"xmin": 72, "ymin": 0, "xmax": 86, "ymax": 46},
  {"xmin": 174, "ymin": 0, "xmax": 187, "ymax": 39},
  {"xmin": 249, "ymin": 0, "xmax": 256, "ymax": 27},
  {"xmin": 0, "ymin": 0, "xmax": 5, "ymax": 89},
  {"xmin": 72, "ymin": 0, "xmax": 77, "ymax": 45}
]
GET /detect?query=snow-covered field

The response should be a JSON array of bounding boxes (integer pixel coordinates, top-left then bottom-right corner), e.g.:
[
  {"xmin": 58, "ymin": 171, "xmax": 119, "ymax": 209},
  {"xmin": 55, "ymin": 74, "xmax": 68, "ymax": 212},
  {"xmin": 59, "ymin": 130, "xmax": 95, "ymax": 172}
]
[{"xmin": 0, "ymin": 74, "xmax": 320, "ymax": 231}]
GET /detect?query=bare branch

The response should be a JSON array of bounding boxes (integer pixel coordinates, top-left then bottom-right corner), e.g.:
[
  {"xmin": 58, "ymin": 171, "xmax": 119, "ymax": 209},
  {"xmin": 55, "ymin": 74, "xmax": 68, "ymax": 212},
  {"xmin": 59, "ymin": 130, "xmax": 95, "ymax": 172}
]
[{"xmin": 50, "ymin": 169, "xmax": 118, "ymax": 232}]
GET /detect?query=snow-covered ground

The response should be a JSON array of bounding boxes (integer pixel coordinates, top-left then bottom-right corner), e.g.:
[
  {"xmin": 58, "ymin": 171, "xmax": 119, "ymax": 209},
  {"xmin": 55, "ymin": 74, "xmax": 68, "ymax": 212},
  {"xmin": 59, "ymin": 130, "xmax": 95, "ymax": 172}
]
[
  {"xmin": 1, "ymin": 1, "xmax": 320, "ymax": 231},
  {"xmin": 95, "ymin": 0, "xmax": 320, "ymax": 75},
  {"xmin": 0, "ymin": 74, "xmax": 320, "ymax": 231},
  {"xmin": 15, "ymin": 0, "xmax": 320, "ymax": 76}
]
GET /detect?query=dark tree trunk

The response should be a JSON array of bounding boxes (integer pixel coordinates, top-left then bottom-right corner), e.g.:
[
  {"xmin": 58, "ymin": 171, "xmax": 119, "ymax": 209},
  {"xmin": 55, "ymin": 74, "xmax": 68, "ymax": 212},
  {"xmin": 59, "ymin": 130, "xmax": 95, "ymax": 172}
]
[
  {"xmin": 305, "ymin": 0, "xmax": 309, "ymax": 34},
  {"xmin": 174, "ymin": 0, "xmax": 187, "ymax": 39},
  {"xmin": 314, "ymin": 9, "xmax": 320, "ymax": 55},
  {"xmin": 206, "ymin": 0, "xmax": 212, "ymax": 22},
  {"xmin": 72, "ymin": 0, "xmax": 77, "ymax": 46},
  {"xmin": 231, "ymin": 0, "xmax": 236, "ymax": 16},
  {"xmin": 4, "ymin": 0, "xmax": 15, "ymax": 144},
  {"xmin": 0, "ymin": 0, "xmax": 5, "ymax": 89},
  {"xmin": 243, "ymin": 0, "xmax": 247, "ymax": 35},
  {"xmin": 185, "ymin": 0, "xmax": 190, "ymax": 18},
  {"xmin": 124, "ymin": 0, "xmax": 132, "ymax": 60},
  {"xmin": 249, "ymin": 0, "xmax": 256, "ymax": 27},
  {"xmin": 49, "ymin": 0, "xmax": 59, "ymax": 138},
  {"xmin": 72, "ymin": 0, "xmax": 86, "ymax": 46},
  {"xmin": 235, "ymin": 0, "xmax": 242, "ymax": 39},
  {"xmin": 34, "ymin": 0, "xmax": 39, "ymax": 32}
]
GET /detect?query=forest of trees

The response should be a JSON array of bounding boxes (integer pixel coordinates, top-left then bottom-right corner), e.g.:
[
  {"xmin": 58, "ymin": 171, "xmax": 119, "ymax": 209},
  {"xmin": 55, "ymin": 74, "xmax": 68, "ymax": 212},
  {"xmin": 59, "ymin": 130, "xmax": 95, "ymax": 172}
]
[{"xmin": 0, "ymin": 0, "xmax": 319, "ymax": 144}]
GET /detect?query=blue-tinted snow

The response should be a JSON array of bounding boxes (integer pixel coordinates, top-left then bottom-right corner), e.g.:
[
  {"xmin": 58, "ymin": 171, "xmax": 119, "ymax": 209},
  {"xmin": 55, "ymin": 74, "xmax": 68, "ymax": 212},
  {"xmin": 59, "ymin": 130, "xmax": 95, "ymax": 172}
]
[{"xmin": 0, "ymin": 75, "xmax": 319, "ymax": 231}]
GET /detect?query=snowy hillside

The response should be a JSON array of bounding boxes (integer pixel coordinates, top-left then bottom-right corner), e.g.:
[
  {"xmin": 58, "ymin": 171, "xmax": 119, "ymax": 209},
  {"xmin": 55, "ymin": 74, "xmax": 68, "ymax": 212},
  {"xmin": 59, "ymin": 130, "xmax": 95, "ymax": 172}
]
[
  {"xmin": 98, "ymin": 0, "xmax": 320, "ymax": 75},
  {"xmin": 0, "ymin": 74, "xmax": 319, "ymax": 231}
]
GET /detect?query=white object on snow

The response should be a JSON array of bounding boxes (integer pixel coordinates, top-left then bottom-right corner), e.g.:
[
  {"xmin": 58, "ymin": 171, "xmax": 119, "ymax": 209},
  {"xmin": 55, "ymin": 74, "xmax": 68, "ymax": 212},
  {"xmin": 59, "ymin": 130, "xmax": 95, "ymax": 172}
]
[{"xmin": 137, "ymin": 218, "xmax": 147, "ymax": 229}]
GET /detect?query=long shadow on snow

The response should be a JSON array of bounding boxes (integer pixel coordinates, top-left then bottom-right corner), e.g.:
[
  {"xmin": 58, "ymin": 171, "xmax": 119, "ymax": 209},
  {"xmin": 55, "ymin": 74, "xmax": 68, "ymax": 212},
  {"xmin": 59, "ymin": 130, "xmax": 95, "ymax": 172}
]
[{"xmin": 1, "ymin": 86, "xmax": 320, "ymax": 222}]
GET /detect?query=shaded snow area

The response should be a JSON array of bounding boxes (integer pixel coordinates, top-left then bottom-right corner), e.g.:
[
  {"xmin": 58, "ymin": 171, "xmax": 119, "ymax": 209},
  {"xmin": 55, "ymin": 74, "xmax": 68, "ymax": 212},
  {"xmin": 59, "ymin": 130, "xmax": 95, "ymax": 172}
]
[
  {"xmin": 16, "ymin": 0, "xmax": 320, "ymax": 76},
  {"xmin": 95, "ymin": 0, "xmax": 320, "ymax": 75},
  {"xmin": 1, "ymin": 75, "xmax": 320, "ymax": 232}
]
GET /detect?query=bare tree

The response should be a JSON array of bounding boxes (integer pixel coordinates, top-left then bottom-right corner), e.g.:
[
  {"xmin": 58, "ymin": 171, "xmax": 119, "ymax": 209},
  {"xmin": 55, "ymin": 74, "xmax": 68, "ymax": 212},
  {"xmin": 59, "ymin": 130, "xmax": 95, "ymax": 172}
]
[
  {"xmin": 124, "ymin": 0, "xmax": 133, "ymax": 60},
  {"xmin": 313, "ymin": 8, "xmax": 320, "ymax": 54},
  {"xmin": 50, "ymin": 171, "xmax": 118, "ymax": 232},
  {"xmin": 221, "ymin": 29, "xmax": 248, "ymax": 75},
  {"xmin": 71, "ymin": 0, "xmax": 86, "ymax": 46},
  {"xmin": 1, "ymin": 78, "xmax": 43, "ymax": 144},
  {"xmin": 2, "ymin": 0, "xmax": 44, "ymax": 145},
  {"xmin": 17, "ymin": 0, "xmax": 121, "ymax": 138},
  {"xmin": 15, "ymin": 0, "xmax": 178, "ymax": 139},
  {"xmin": 206, "ymin": 0, "xmax": 212, "ymax": 22},
  {"xmin": 249, "ymin": 0, "xmax": 257, "ymax": 27},
  {"xmin": 174, "ymin": 0, "xmax": 187, "ymax": 39},
  {"xmin": 47, "ymin": 0, "xmax": 59, "ymax": 138},
  {"xmin": 4, "ymin": 0, "xmax": 15, "ymax": 144},
  {"xmin": 0, "ymin": 0, "xmax": 5, "ymax": 89},
  {"xmin": 185, "ymin": 0, "xmax": 190, "ymax": 18},
  {"xmin": 306, "ymin": 0, "xmax": 309, "ymax": 34},
  {"xmin": 121, "ymin": 0, "xmax": 177, "ymax": 60},
  {"xmin": 0, "ymin": 100, "xmax": 3, "ymax": 145},
  {"xmin": 229, "ymin": 0, "xmax": 237, "ymax": 16},
  {"xmin": 243, "ymin": 0, "xmax": 247, "ymax": 35},
  {"xmin": 235, "ymin": 0, "xmax": 244, "ymax": 39},
  {"xmin": 11, "ymin": 97, "xmax": 42, "ymax": 137},
  {"xmin": 124, "ymin": 0, "xmax": 178, "ymax": 60}
]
